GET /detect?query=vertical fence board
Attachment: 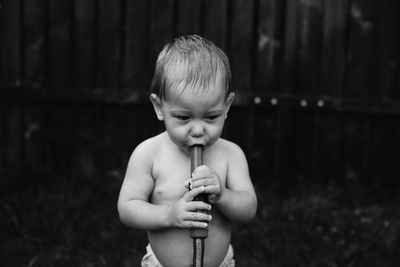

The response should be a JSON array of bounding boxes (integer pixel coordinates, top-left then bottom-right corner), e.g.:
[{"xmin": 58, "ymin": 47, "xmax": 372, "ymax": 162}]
[
  {"xmin": 73, "ymin": 0, "xmax": 96, "ymax": 87},
  {"xmin": 122, "ymin": 0, "xmax": 149, "ymax": 91},
  {"xmin": 22, "ymin": 103, "xmax": 44, "ymax": 174},
  {"xmin": 0, "ymin": 0, "xmax": 21, "ymax": 87},
  {"xmin": 345, "ymin": 0, "xmax": 375, "ymax": 98},
  {"xmin": 253, "ymin": 107, "xmax": 276, "ymax": 186},
  {"xmin": 281, "ymin": 0, "xmax": 299, "ymax": 92},
  {"xmin": 393, "ymin": 123, "xmax": 400, "ymax": 185},
  {"xmin": 176, "ymin": 0, "xmax": 201, "ymax": 36},
  {"xmin": 3, "ymin": 103, "xmax": 22, "ymax": 173},
  {"xmin": 46, "ymin": 104, "xmax": 74, "ymax": 178},
  {"xmin": 98, "ymin": 106, "xmax": 123, "ymax": 180},
  {"xmin": 223, "ymin": 107, "xmax": 252, "ymax": 149},
  {"xmin": 372, "ymin": 0, "xmax": 399, "ymax": 100},
  {"xmin": 256, "ymin": 0, "xmax": 285, "ymax": 92},
  {"xmin": 203, "ymin": 0, "xmax": 228, "ymax": 49},
  {"xmin": 0, "ymin": 103, "xmax": 4, "ymax": 173},
  {"xmin": 321, "ymin": 0, "xmax": 348, "ymax": 96},
  {"xmin": 296, "ymin": 0, "xmax": 323, "ymax": 95},
  {"xmin": 292, "ymin": 110, "xmax": 315, "ymax": 183},
  {"xmin": 229, "ymin": 0, "xmax": 254, "ymax": 93},
  {"xmin": 121, "ymin": 105, "xmax": 161, "ymax": 167},
  {"xmin": 48, "ymin": 0, "xmax": 71, "ymax": 87},
  {"xmin": 314, "ymin": 113, "xmax": 344, "ymax": 182},
  {"xmin": 23, "ymin": 0, "xmax": 45, "ymax": 87},
  {"xmin": 273, "ymin": 108, "xmax": 294, "ymax": 185},
  {"xmin": 341, "ymin": 116, "xmax": 366, "ymax": 185},
  {"xmin": 96, "ymin": 0, "xmax": 120, "ymax": 94},
  {"xmin": 148, "ymin": 0, "xmax": 175, "ymax": 76},
  {"xmin": 365, "ymin": 116, "xmax": 399, "ymax": 187},
  {"xmin": 72, "ymin": 105, "xmax": 98, "ymax": 180}
]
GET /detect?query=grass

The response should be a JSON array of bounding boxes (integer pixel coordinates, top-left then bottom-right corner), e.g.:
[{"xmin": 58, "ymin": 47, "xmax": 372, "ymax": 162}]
[{"xmin": 1, "ymin": 173, "xmax": 399, "ymax": 267}]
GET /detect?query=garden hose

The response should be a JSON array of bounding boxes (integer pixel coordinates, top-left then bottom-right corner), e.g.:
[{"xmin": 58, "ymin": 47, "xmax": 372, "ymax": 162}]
[{"xmin": 189, "ymin": 145, "xmax": 208, "ymax": 267}]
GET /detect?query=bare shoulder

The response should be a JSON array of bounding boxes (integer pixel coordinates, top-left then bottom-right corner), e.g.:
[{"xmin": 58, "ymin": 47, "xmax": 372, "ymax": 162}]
[
  {"xmin": 215, "ymin": 138, "xmax": 247, "ymax": 160},
  {"xmin": 133, "ymin": 132, "xmax": 166, "ymax": 154},
  {"xmin": 128, "ymin": 132, "xmax": 166, "ymax": 165}
]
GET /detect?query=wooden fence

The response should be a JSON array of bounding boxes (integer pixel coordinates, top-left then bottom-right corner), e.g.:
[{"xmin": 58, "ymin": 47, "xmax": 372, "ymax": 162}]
[{"xmin": 1, "ymin": 0, "xmax": 400, "ymax": 188}]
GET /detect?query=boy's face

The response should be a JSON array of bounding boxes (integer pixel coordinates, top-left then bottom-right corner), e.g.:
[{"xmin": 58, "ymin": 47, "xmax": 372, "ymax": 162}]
[{"xmin": 151, "ymin": 74, "xmax": 234, "ymax": 152}]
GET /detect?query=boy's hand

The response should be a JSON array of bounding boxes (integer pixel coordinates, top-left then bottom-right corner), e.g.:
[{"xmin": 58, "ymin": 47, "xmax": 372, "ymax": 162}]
[
  {"xmin": 187, "ymin": 165, "xmax": 224, "ymax": 204},
  {"xmin": 167, "ymin": 186, "xmax": 212, "ymax": 229}
]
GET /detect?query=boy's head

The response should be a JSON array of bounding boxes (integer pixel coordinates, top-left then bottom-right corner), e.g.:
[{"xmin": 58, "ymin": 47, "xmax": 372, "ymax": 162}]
[
  {"xmin": 151, "ymin": 35, "xmax": 232, "ymax": 100},
  {"xmin": 150, "ymin": 35, "xmax": 235, "ymax": 150}
]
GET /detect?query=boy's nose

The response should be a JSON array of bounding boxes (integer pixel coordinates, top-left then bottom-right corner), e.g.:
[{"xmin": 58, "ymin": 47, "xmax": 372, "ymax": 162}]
[{"xmin": 190, "ymin": 123, "xmax": 204, "ymax": 138}]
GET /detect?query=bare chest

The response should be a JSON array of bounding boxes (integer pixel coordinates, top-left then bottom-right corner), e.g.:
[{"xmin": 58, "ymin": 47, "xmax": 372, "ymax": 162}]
[
  {"xmin": 151, "ymin": 159, "xmax": 191, "ymax": 204},
  {"xmin": 150, "ymin": 153, "xmax": 227, "ymax": 204}
]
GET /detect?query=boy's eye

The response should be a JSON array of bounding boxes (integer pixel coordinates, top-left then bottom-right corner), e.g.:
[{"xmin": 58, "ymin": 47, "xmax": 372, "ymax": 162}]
[
  {"xmin": 205, "ymin": 115, "xmax": 220, "ymax": 121},
  {"xmin": 175, "ymin": 115, "xmax": 190, "ymax": 121}
]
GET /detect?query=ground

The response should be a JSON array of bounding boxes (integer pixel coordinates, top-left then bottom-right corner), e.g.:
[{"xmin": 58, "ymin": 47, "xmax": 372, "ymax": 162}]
[{"xmin": 1, "ymin": 173, "xmax": 399, "ymax": 267}]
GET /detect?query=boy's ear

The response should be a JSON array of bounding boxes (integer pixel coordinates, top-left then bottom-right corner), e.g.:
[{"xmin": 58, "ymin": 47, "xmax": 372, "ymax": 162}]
[
  {"xmin": 224, "ymin": 92, "xmax": 235, "ymax": 119},
  {"xmin": 150, "ymin": 93, "xmax": 164, "ymax": 121}
]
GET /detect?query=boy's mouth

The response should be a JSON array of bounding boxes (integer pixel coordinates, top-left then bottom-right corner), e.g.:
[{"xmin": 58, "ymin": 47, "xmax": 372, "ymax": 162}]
[
  {"xmin": 184, "ymin": 143, "xmax": 206, "ymax": 154},
  {"xmin": 187, "ymin": 138, "xmax": 206, "ymax": 147},
  {"xmin": 187, "ymin": 142, "xmax": 206, "ymax": 147}
]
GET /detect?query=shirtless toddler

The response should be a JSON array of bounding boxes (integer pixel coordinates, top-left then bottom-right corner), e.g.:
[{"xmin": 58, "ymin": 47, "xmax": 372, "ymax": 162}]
[{"xmin": 117, "ymin": 35, "xmax": 257, "ymax": 267}]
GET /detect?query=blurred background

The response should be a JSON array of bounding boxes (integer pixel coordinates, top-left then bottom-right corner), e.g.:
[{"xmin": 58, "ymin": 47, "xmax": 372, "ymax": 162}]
[{"xmin": 1, "ymin": 0, "xmax": 399, "ymax": 266}]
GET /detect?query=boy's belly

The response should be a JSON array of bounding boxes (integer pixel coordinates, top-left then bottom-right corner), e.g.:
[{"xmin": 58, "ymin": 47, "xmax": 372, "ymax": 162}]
[{"xmin": 148, "ymin": 212, "xmax": 231, "ymax": 267}]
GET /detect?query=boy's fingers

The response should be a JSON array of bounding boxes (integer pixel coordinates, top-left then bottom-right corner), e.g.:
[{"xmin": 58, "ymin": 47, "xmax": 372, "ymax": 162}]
[
  {"xmin": 191, "ymin": 165, "xmax": 211, "ymax": 179},
  {"xmin": 184, "ymin": 179, "xmax": 190, "ymax": 189},
  {"xmin": 184, "ymin": 186, "xmax": 205, "ymax": 201},
  {"xmin": 190, "ymin": 178, "xmax": 215, "ymax": 188},
  {"xmin": 186, "ymin": 211, "xmax": 212, "ymax": 222},
  {"xmin": 185, "ymin": 221, "xmax": 208, "ymax": 229},
  {"xmin": 190, "ymin": 201, "xmax": 212, "ymax": 212}
]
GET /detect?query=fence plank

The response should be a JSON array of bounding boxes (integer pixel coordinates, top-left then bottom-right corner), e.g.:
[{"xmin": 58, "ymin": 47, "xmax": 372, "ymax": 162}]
[
  {"xmin": 23, "ymin": 0, "xmax": 45, "ymax": 87},
  {"xmin": 48, "ymin": 0, "xmax": 72, "ymax": 87},
  {"xmin": 203, "ymin": 0, "xmax": 228, "ymax": 49},
  {"xmin": 296, "ymin": 0, "xmax": 323, "ymax": 95},
  {"xmin": 273, "ymin": 108, "xmax": 294, "ymax": 185},
  {"xmin": 73, "ymin": 0, "xmax": 96, "ymax": 87},
  {"xmin": 96, "ymin": 0, "xmax": 120, "ymax": 94},
  {"xmin": 256, "ymin": 0, "xmax": 285, "ymax": 92},
  {"xmin": 321, "ymin": 0, "xmax": 348, "ymax": 96},
  {"xmin": 341, "ymin": 116, "xmax": 367, "ymax": 185},
  {"xmin": 121, "ymin": 105, "xmax": 161, "ymax": 167},
  {"xmin": 3, "ymin": 103, "xmax": 22, "ymax": 173},
  {"xmin": 364, "ymin": 116, "xmax": 399, "ymax": 187},
  {"xmin": 0, "ymin": 0, "xmax": 21, "ymax": 87},
  {"xmin": 98, "ymin": 106, "xmax": 123, "ymax": 179},
  {"xmin": 345, "ymin": 0, "xmax": 375, "ymax": 98},
  {"xmin": 22, "ymin": 103, "xmax": 44, "ymax": 174},
  {"xmin": 281, "ymin": 0, "xmax": 299, "ymax": 93},
  {"xmin": 252, "ymin": 106, "xmax": 276, "ymax": 186},
  {"xmin": 314, "ymin": 113, "xmax": 344, "ymax": 182},
  {"xmin": 122, "ymin": 0, "xmax": 149, "ymax": 91},
  {"xmin": 292, "ymin": 110, "xmax": 315, "ymax": 183},
  {"xmin": 229, "ymin": 0, "xmax": 254, "ymax": 93},
  {"xmin": 148, "ymin": 0, "xmax": 175, "ymax": 77},
  {"xmin": 372, "ymin": 0, "xmax": 399, "ymax": 100},
  {"xmin": 0, "ymin": 103, "xmax": 3, "ymax": 173},
  {"xmin": 72, "ymin": 105, "xmax": 97, "ymax": 180},
  {"xmin": 176, "ymin": 0, "xmax": 201, "ymax": 36},
  {"xmin": 46, "ymin": 104, "xmax": 74, "ymax": 178}
]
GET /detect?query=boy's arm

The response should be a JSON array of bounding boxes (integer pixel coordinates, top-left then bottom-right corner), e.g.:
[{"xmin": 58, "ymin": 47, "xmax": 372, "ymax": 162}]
[
  {"xmin": 117, "ymin": 141, "xmax": 170, "ymax": 230},
  {"xmin": 215, "ymin": 143, "xmax": 257, "ymax": 223}
]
